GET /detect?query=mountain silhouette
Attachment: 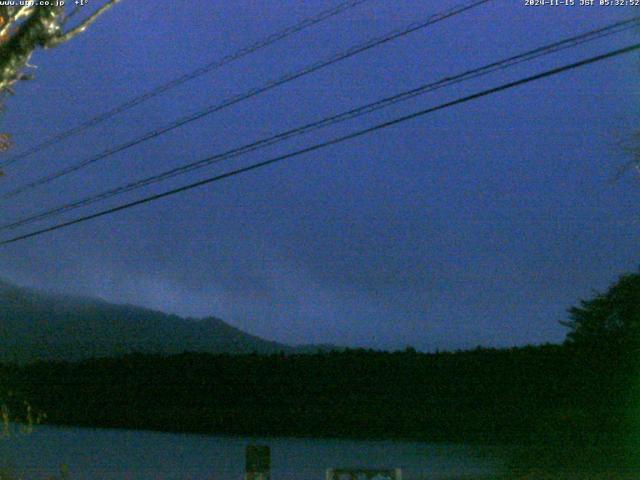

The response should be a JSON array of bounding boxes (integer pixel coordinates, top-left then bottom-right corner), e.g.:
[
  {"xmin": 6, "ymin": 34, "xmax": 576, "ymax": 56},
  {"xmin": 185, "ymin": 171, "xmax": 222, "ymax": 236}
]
[{"xmin": 0, "ymin": 279, "xmax": 301, "ymax": 363}]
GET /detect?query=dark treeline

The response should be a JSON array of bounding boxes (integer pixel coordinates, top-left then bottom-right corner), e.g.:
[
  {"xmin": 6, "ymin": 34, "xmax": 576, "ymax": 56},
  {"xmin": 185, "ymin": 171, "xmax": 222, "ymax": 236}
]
[
  {"xmin": 1, "ymin": 343, "xmax": 637, "ymax": 444},
  {"xmin": 3, "ymin": 269, "xmax": 640, "ymax": 448}
]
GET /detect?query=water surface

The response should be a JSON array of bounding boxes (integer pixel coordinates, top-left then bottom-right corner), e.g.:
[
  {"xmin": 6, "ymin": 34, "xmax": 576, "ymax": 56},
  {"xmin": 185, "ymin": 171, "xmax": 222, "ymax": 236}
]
[{"xmin": 0, "ymin": 424, "xmax": 507, "ymax": 479}]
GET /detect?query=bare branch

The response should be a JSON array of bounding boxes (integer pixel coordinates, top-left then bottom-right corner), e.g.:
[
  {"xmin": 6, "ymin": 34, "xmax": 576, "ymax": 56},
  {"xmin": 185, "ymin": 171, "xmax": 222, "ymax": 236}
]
[
  {"xmin": 46, "ymin": 0, "xmax": 120, "ymax": 48},
  {"xmin": 61, "ymin": 4, "xmax": 82, "ymax": 26}
]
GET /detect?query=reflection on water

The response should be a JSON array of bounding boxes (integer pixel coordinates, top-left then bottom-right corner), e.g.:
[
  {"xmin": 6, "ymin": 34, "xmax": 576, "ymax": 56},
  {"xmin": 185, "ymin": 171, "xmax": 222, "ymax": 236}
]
[{"xmin": 0, "ymin": 424, "xmax": 505, "ymax": 480}]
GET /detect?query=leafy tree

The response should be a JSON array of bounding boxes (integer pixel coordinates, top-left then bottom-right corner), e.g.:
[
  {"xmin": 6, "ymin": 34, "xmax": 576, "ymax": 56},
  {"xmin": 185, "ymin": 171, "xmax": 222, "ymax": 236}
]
[{"xmin": 561, "ymin": 270, "xmax": 640, "ymax": 349}]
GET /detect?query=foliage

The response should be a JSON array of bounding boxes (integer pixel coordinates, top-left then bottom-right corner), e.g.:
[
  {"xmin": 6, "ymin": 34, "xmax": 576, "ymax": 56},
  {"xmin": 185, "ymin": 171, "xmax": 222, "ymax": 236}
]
[
  {"xmin": 0, "ymin": 378, "xmax": 46, "ymax": 438},
  {"xmin": 0, "ymin": 2, "xmax": 120, "ymax": 93},
  {"xmin": 503, "ymin": 444, "xmax": 640, "ymax": 480},
  {"xmin": 2, "ymin": 344, "xmax": 631, "ymax": 445},
  {"xmin": 561, "ymin": 270, "xmax": 640, "ymax": 349}
]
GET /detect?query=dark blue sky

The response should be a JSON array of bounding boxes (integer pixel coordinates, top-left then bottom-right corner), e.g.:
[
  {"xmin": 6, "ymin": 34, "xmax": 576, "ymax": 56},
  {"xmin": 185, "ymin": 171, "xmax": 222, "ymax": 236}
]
[{"xmin": 0, "ymin": 1, "xmax": 638, "ymax": 350}]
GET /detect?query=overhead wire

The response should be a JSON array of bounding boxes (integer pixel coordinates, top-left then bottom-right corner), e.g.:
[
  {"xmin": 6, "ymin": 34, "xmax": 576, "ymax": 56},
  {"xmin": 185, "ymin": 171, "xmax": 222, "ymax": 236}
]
[
  {"xmin": 0, "ymin": 0, "xmax": 491, "ymax": 198},
  {"xmin": 1, "ymin": 42, "xmax": 638, "ymax": 246},
  {"xmin": 0, "ymin": 17, "xmax": 637, "ymax": 233},
  {"xmin": 0, "ymin": 0, "xmax": 373, "ymax": 168}
]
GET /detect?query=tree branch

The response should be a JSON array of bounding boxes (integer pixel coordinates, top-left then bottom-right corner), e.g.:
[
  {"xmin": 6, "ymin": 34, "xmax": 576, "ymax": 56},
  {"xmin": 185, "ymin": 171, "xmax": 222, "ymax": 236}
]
[
  {"xmin": 0, "ymin": 6, "xmax": 35, "ymax": 38},
  {"xmin": 0, "ymin": 6, "xmax": 62, "ymax": 92},
  {"xmin": 0, "ymin": 1, "xmax": 120, "ymax": 93},
  {"xmin": 46, "ymin": 0, "xmax": 120, "ymax": 48}
]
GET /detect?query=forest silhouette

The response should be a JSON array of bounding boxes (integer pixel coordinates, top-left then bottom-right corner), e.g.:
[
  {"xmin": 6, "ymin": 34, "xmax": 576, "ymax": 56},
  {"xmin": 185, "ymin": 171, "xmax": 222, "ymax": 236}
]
[{"xmin": 1, "ymin": 270, "xmax": 638, "ymax": 447}]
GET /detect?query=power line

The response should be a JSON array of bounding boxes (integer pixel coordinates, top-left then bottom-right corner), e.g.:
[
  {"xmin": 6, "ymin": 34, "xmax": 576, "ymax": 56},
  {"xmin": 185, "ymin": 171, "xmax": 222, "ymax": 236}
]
[
  {"xmin": 1, "ymin": 17, "xmax": 637, "ymax": 233},
  {"xmin": 0, "ymin": 0, "xmax": 372, "ymax": 168},
  {"xmin": 0, "ymin": 0, "xmax": 491, "ymax": 198},
  {"xmin": 1, "ymin": 42, "xmax": 637, "ymax": 246}
]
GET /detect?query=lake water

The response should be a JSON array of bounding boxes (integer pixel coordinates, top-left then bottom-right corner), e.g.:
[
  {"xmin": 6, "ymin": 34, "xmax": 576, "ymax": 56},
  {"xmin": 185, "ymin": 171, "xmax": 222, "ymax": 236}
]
[{"xmin": 0, "ymin": 424, "xmax": 508, "ymax": 479}]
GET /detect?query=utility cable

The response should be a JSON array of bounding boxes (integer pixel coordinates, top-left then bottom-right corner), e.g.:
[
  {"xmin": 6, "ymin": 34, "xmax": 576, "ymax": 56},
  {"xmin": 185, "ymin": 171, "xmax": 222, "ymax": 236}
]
[
  {"xmin": 0, "ymin": 17, "xmax": 636, "ymax": 233},
  {"xmin": 0, "ymin": 0, "xmax": 372, "ymax": 168},
  {"xmin": 1, "ymin": 42, "xmax": 637, "ymax": 246},
  {"xmin": 0, "ymin": 0, "xmax": 490, "ymax": 196}
]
